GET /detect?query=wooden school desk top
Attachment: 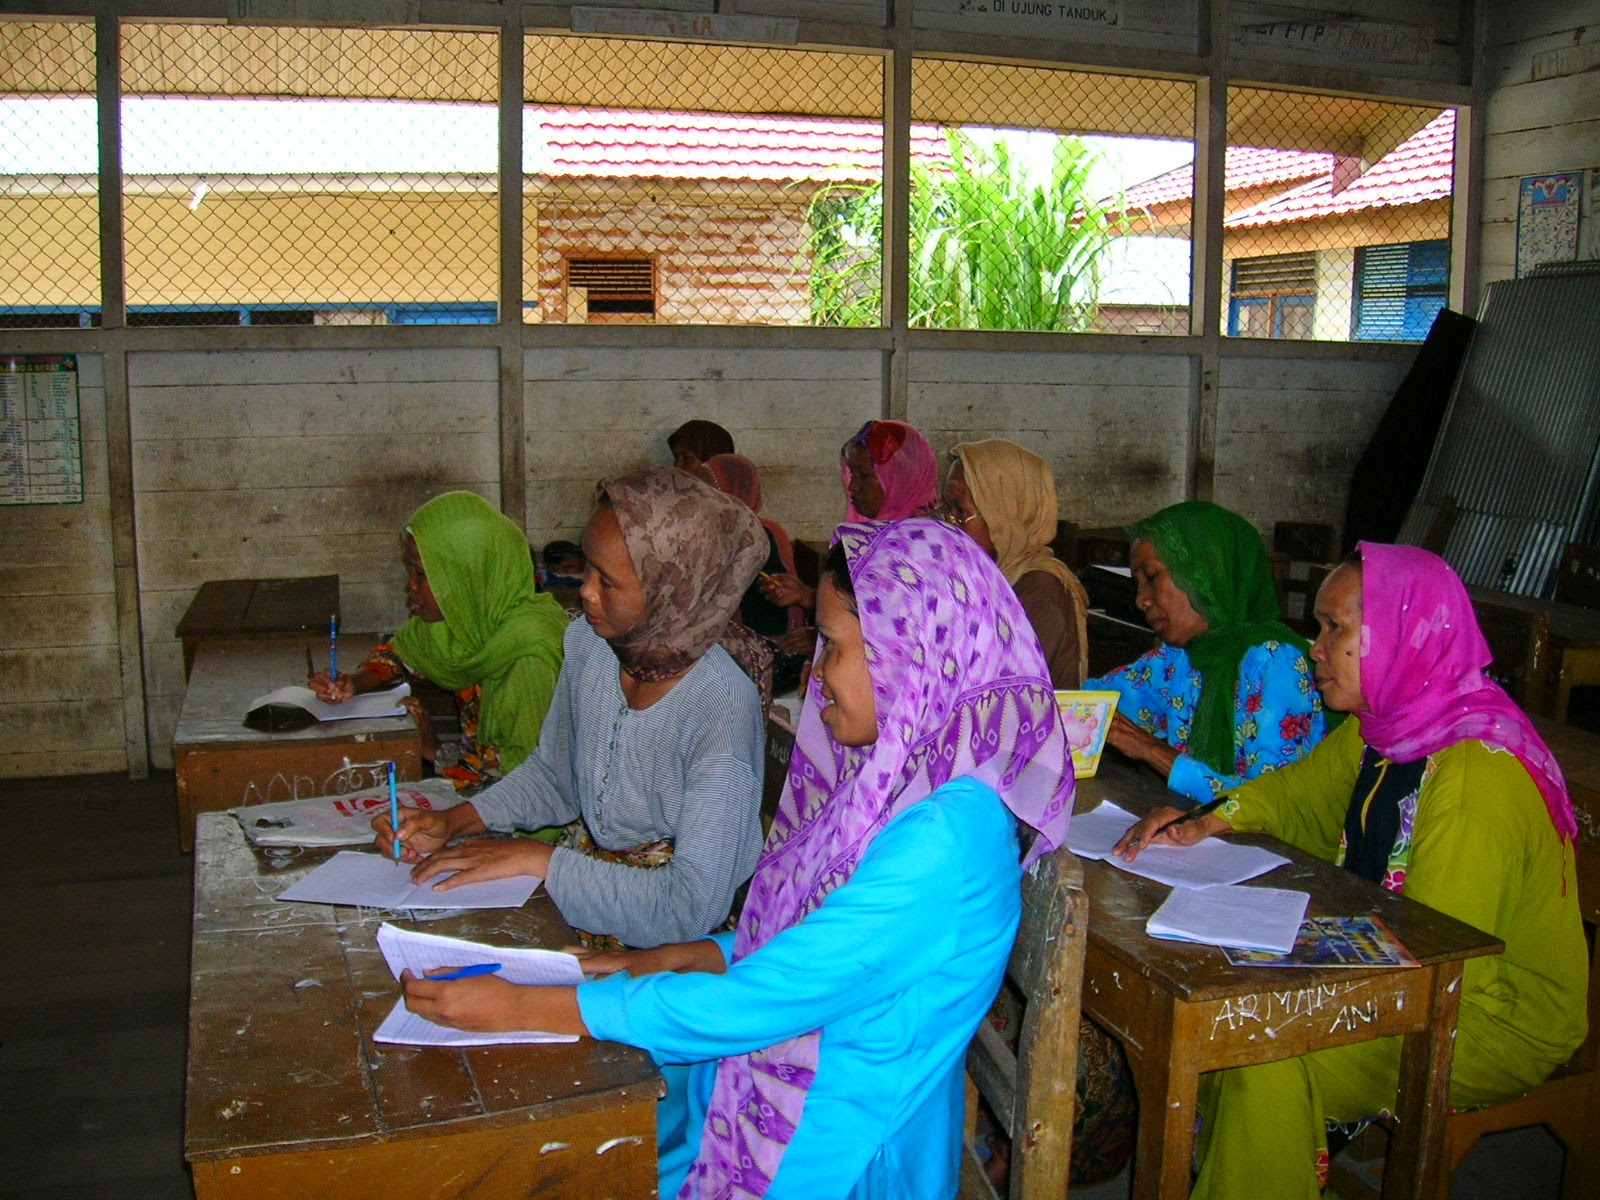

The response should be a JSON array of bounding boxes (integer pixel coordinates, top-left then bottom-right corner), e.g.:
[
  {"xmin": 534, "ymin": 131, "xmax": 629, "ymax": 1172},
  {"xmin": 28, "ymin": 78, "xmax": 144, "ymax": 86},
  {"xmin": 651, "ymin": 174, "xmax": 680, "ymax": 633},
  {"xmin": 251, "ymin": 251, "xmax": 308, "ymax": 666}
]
[
  {"xmin": 1076, "ymin": 759, "xmax": 1503, "ymax": 1200},
  {"xmin": 185, "ymin": 814, "xmax": 663, "ymax": 1199},
  {"xmin": 172, "ymin": 635, "xmax": 422, "ymax": 850}
]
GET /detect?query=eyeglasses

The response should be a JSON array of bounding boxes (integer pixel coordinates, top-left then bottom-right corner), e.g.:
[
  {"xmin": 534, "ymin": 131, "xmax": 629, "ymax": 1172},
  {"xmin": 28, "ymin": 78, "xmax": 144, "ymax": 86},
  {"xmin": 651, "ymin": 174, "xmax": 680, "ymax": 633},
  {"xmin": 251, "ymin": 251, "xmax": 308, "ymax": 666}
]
[{"xmin": 933, "ymin": 500, "xmax": 980, "ymax": 528}]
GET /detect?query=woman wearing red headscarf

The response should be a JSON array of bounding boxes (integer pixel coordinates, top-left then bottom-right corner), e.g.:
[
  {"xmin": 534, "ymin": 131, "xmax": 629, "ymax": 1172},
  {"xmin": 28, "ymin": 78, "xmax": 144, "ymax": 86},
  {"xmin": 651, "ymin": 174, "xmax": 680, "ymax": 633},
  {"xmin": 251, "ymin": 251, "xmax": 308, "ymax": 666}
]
[
  {"xmin": 1114, "ymin": 543, "xmax": 1586, "ymax": 1198},
  {"xmin": 758, "ymin": 419, "xmax": 939, "ymax": 617}
]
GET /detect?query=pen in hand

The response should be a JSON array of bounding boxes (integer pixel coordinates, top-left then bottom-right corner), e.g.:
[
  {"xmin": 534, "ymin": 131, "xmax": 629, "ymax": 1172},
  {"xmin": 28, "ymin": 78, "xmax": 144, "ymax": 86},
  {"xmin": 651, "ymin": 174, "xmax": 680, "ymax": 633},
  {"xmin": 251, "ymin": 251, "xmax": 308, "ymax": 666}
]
[
  {"xmin": 1124, "ymin": 796, "xmax": 1227, "ymax": 854},
  {"xmin": 329, "ymin": 613, "xmax": 338, "ymax": 679},
  {"xmin": 387, "ymin": 760, "xmax": 401, "ymax": 862},
  {"xmin": 425, "ymin": 962, "xmax": 503, "ymax": 981}
]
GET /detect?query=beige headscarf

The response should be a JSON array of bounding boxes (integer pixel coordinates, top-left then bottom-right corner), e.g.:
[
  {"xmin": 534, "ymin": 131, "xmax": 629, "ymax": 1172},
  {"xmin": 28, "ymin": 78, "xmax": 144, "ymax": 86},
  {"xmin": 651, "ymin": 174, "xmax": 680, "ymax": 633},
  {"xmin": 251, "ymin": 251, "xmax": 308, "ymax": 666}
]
[{"xmin": 952, "ymin": 439, "xmax": 1090, "ymax": 684}]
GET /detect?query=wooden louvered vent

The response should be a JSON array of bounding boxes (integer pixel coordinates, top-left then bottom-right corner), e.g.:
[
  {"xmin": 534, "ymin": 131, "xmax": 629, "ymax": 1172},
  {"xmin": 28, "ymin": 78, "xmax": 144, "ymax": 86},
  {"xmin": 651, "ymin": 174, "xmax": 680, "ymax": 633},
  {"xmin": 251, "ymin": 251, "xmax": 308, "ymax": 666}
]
[{"xmin": 566, "ymin": 258, "xmax": 656, "ymax": 315}]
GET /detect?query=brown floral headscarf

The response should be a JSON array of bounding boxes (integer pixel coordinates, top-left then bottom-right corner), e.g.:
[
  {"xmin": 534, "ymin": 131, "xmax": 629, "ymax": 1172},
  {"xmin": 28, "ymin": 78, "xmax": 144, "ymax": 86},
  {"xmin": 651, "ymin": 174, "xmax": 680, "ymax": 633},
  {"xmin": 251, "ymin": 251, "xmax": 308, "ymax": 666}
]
[{"xmin": 597, "ymin": 467, "xmax": 773, "ymax": 698}]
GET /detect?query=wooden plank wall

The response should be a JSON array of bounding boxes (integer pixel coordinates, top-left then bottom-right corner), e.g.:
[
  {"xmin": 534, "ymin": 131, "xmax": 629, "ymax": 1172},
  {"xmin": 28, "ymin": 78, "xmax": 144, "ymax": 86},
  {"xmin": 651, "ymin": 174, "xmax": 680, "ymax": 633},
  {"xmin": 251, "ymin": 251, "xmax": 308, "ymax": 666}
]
[
  {"xmin": 1478, "ymin": 0, "xmax": 1600, "ymax": 284},
  {"xmin": 128, "ymin": 348, "xmax": 500, "ymax": 768},
  {"xmin": 1214, "ymin": 354, "xmax": 1407, "ymax": 534},
  {"xmin": 523, "ymin": 346, "xmax": 882, "ymax": 548},
  {"xmin": 0, "ymin": 354, "xmax": 125, "ymax": 778},
  {"xmin": 908, "ymin": 348, "xmax": 1192, "ymax": 527}
]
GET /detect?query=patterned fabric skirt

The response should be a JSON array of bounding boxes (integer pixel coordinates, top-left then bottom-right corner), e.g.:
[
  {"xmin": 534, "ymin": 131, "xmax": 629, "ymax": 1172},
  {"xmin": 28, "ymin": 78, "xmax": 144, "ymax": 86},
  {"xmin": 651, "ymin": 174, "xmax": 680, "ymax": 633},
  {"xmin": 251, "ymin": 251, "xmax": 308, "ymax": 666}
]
[
  {"xmin": 987, "ymin": 986, "xmax": 1138, "ymax": 1184},
  {"xmin": 559, "ymin": 819, "xmax": 676, "ymax": 951}
]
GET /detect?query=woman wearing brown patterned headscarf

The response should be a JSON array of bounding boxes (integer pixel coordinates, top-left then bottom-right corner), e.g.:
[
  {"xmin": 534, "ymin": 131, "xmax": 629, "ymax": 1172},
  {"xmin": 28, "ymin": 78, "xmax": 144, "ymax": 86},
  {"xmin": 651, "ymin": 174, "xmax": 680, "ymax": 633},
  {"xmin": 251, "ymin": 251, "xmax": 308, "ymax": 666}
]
[{"xmin": 379, "ymin": 468, "xmax": 772, "ymax": 949}]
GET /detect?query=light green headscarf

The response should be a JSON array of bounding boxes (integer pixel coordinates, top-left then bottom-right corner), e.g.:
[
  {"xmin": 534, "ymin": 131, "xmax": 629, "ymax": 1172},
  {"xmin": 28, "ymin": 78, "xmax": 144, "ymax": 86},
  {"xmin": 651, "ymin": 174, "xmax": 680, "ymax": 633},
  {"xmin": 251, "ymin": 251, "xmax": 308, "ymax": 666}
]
[
  {"xmin": 1127, "ymin": 501, "xmax": 1307, "ymax": 773},
  {"xmin": 391, "ymin": 491, "xmax": 567, "ymax": 774}
]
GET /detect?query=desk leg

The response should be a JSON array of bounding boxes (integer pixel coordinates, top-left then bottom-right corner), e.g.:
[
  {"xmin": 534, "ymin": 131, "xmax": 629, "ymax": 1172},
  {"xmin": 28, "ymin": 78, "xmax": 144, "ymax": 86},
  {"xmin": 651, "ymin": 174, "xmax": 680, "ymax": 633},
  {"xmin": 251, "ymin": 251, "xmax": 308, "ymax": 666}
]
[
  {"xmin": 1382, "ymin": 962, "xmax": 1463, "ymax": 1200},
  {"xmin": 1128, "ymin": 1002, "xmax": 1204, "ymax": 1200}
]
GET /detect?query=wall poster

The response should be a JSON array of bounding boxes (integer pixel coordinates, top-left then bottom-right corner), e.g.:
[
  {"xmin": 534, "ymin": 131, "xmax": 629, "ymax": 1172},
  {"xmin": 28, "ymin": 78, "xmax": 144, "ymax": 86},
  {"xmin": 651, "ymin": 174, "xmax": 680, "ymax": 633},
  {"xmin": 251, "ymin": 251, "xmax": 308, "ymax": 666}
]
[
  {"xmin": 1, "ymin": 353, "xmax": 83, "ymax": 506},
  {"xmin": 1516, "ymin": 172, "xmax": 1582, "ymax": 277}
]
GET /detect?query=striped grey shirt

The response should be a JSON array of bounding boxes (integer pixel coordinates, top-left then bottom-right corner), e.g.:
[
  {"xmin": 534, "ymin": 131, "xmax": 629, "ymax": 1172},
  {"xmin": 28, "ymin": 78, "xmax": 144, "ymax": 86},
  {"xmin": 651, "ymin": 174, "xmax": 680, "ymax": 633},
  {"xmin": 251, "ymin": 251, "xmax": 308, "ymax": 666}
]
[{"xmin": 472, "ymin": 618, "xmax": 764, "ymax": 948}]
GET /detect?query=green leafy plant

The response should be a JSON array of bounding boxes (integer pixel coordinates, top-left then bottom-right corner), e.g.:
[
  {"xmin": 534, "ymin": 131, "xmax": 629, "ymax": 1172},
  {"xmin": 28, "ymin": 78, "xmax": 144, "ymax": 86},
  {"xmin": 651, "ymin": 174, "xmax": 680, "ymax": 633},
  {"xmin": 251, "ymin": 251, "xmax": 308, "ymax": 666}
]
[{"xmin": 807, "ymin": 128, "xmax": 1127, "ymax": 330}]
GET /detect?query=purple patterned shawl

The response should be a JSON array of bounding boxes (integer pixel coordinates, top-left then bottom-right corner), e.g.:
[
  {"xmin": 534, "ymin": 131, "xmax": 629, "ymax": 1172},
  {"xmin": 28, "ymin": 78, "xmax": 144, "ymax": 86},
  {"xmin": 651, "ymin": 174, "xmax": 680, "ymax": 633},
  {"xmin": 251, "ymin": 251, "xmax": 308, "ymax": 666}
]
[{"xmin": 679, "ymin": 519, "xmax": 1075, "ymax": 1199}]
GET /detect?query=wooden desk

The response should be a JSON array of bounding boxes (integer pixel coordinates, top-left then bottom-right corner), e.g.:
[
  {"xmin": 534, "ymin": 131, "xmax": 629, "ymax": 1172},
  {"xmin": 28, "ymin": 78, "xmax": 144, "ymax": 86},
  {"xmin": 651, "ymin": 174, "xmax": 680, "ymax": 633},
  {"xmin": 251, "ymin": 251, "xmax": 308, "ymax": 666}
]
[
  {"xmin": 176, "ymin": 575, "xmax": 341, "ymax": 679},
  {"xmin": 173, "ymin": 635, "xmax": 422, "ymax": 851},
  {"xmin": 1468, "ymin": 585, "xmax": 1600, "ymax": 722},
  {"xmin": 186, "ymin": 814, "xmax": 664, "ymax": 1199},
  {"xmin": 1076, "ymin": 761, "xmax": 1503, "ymax": 1200}
]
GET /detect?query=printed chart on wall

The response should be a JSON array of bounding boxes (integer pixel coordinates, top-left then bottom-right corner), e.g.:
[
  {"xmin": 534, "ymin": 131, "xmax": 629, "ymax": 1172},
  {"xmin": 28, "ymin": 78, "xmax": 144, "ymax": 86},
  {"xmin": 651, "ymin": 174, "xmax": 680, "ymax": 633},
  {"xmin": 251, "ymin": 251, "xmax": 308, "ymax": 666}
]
[
  {"xmin": 1516, "ymin": 172, "xmax": 1582, "ymax": 278},
  {"xmin": 1, "ymin": 354, "xmax": 82, "ymax": 506}
]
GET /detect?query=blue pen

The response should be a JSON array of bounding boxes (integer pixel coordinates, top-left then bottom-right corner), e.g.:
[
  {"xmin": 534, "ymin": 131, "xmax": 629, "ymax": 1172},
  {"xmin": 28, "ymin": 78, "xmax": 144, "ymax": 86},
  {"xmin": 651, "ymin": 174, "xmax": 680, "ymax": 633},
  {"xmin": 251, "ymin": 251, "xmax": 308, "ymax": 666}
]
[
  {"xmin": 388, "ymin": 760, "xmax": 401, "ymax": 861},
  {"xmin": 329, "ymin": 613, "xmax": 338, "ymax": 679},
  {"xmin": 427, "ymin": 962, "xmax": 503, "ymax": 981}
]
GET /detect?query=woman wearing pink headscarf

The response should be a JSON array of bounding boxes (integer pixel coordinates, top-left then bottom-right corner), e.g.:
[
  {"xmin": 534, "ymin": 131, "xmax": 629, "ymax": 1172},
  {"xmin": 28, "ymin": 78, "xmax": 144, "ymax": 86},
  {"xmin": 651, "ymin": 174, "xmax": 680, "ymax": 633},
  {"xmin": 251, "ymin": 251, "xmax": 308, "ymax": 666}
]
[
  {"xmin": 1115, "ymin": 543, "xmax": 1586, "ymax": 1199},
  {"xmin": 758, "ymin": 419, "xmax": 939, "ymax": 617},
  {"xmin": 705, "ymin": 453, "xmax": 801, "ymax": 638},
  {"xmin": 397, "ymin": 519, "xmax": 1074, "ymax": 1199}
]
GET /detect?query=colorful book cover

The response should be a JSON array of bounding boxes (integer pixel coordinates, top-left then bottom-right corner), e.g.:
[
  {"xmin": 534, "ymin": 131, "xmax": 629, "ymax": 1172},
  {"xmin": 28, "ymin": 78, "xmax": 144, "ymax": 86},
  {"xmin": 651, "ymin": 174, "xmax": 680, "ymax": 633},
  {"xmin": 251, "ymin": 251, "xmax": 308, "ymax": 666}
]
[
  {"xmin": 1222, "ymin": 914, "xmax": 1419, "ymax": 968},
  {"xmin": 1054, "ymin": 689, "xmax": 1120, "ymax": 778}
]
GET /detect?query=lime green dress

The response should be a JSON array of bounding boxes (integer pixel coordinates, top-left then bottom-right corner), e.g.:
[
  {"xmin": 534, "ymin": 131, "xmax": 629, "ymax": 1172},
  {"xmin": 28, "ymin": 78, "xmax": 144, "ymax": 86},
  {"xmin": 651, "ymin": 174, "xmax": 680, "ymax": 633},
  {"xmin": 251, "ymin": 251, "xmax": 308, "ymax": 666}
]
[{"xmin": 1192, "ymin": 717, "xmax": 1587, "ymax": 1199}]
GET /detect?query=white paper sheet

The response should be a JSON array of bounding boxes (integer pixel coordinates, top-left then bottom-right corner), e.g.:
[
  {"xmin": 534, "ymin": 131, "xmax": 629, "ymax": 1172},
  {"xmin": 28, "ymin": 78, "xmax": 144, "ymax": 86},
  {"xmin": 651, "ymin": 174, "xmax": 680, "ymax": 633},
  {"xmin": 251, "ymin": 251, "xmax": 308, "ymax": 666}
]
[
  {"xmin": 276, "ymin": 850, "xmax": 540, "ymax": 909},
  {"xmin": 1066, "ymin": 800, "xmax": 1289, "ymax": 888},
  {"xmin": 373, "ymin": 923, "xmax": 583, "ymax": 1046},
  {"xmin": 246, "ymin": 681, "xmax": 410, "ymax": 723},
  {"xmin": 1146, "ymin": 884, "xmax": 1310, "ymax": 954},
  {"xmin": 233, "ymin": 777, "xmax": 463, "ymax": 846}
]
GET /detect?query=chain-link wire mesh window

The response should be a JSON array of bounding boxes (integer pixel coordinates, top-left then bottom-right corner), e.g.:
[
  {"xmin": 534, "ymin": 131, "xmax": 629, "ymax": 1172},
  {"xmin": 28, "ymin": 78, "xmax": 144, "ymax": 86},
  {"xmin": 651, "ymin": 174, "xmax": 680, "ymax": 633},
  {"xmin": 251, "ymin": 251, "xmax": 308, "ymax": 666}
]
[
  {"xmin": 523, "ymin": 34, "xmax": 885, "ymax": 326},
  {"xmin": 1223, "ymin": 87, "xmax": 1454, "ymax": 343},
  {"xmin": 907, "ymin": 59, "xmax": 1196, "ymax": 335},
  {"xmin": 0, "ymin": 21, "xmax": 100, "ymax": 329},
  {"xmin": 119, "ymin": 23, "xmax": 499, "ymax": 327}
]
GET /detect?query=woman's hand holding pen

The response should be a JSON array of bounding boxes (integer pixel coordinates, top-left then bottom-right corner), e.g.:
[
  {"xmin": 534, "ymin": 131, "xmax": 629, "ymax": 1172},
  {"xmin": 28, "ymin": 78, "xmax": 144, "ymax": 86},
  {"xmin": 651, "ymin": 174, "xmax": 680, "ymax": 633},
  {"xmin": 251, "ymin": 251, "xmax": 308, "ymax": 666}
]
[
  {"xmin": 307, "ymin": 669, "xmax": 357, "ymax": 703},
  {"xmin": 758, "ymin": 572, "xmax": 815, "ymax": 612},
  {"xmin": 1112, "ymin": 803, "xmax": 1232, "ymax": 862},
  {"xmin": 401, "ymin": 969, "xmax": 587, "ymax": 1036},
  {"xmin": 373, "ymin": 803, "xmax": 462, "ymax": 863}
]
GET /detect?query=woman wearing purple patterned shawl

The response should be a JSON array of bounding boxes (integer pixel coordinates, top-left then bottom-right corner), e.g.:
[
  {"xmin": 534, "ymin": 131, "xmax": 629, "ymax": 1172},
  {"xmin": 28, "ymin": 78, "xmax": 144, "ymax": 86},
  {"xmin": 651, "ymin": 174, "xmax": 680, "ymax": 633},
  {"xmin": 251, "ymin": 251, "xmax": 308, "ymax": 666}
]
[{"xmin": 400, "ymin": 518, "xmax": 1075, "ymax": 1199}]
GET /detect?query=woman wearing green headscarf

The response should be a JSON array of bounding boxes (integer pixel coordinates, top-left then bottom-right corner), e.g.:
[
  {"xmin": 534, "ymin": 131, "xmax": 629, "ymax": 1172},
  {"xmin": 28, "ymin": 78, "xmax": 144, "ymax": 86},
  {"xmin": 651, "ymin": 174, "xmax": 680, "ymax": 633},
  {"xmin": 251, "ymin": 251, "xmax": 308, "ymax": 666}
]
[
  {"xmin": 1085, "ymin": 501, "xmax": 1326, "ymax": 804},
  {"xmin": 311, "ymin": 491, "xmax": 568, "ymax": 788}
]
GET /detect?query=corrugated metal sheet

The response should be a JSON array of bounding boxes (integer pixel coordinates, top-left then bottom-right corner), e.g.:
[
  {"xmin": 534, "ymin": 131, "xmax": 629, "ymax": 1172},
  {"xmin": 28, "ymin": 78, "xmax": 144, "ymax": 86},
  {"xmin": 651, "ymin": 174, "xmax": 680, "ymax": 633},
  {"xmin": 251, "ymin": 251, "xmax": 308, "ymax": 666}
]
[{"xmin": 1397, "ymin": 262, "xmax": 1600, "ymax": 596}]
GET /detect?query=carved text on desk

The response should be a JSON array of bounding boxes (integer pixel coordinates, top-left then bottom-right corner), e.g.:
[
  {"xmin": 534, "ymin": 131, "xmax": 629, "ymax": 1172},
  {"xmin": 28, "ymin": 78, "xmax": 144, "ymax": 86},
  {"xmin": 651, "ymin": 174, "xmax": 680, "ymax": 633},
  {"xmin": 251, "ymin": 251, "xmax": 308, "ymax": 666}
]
[{"xmin": 1206, "ymin": 982, "xmax": 1378, "ymax": 1038}]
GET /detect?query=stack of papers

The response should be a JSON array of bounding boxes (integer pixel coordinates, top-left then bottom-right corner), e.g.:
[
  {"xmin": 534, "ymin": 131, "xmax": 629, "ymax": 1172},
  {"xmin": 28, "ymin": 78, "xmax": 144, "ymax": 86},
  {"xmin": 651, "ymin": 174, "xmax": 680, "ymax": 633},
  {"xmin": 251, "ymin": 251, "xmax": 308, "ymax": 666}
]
[
  {"xmin": 1146, "ymin": 885, "xmax": 1310, "ymax": 955},
  {"xmin": 373, "ymin": 923, "xmax": 584, "ymax": 1046},
  {"xmin": 1066, "ymin": 800, "xmax": 1289, "ymax": 888},
  {"xmin": 276, "ymin": 850, "xmax": 540, "ymax": 910}
]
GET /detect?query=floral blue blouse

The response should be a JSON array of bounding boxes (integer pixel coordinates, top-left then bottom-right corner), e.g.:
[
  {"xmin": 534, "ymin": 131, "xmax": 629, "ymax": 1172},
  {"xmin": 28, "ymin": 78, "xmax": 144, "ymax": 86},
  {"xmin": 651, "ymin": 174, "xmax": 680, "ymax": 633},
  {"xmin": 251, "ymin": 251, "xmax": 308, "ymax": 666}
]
[{"xmin": 1087, "ymin": 640, "xmax": 1326, "ymax": 803}]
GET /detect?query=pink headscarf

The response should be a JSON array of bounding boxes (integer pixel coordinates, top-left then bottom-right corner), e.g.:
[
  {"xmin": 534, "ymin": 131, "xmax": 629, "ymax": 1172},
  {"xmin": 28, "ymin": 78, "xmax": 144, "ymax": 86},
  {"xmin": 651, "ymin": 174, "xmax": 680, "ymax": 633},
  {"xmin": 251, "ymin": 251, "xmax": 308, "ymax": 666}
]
[
  {"xmin": 1356, "ymin": 542, "xmax": 1574, "ymax": 842},
  {"xmin": 841, "ymin": 420, "xmax": 938, "ymax": 522},
  {"xmin": 706, "ymin": 453, "xmax": 798, "ymax": 579},
  {"xmin": 680, "ymin": 519, "xmax": 1075, "ymax": 1199}
]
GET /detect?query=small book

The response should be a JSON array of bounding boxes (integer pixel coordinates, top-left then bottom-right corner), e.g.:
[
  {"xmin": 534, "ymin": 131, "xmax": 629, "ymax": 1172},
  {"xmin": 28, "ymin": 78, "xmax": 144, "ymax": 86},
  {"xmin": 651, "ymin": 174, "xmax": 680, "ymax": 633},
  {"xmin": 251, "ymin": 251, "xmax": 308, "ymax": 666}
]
[
  {"xmin": 276, "ymin": 849, "xmax": 540, "ymax": 910},
  {"xmin": 1223, "ymin": 915, "xmax": 1420, "ymax": 968},
  {"xmin": 1146, "ymin": 883, "xmax": 1310, "ymax": 955},
  {"xmin": 1053, "ymin": 689, "xmax": 1120, "ymax": 778}
]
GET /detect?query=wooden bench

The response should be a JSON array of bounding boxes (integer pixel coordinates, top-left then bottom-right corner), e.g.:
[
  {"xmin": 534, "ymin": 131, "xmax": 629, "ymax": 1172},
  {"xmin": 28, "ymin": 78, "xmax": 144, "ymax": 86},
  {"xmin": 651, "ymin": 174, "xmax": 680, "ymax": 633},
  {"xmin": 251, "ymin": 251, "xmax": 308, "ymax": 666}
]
[{"xmin": 960, "ymin": 845, "xmax": 1087, "ymax": 1200}]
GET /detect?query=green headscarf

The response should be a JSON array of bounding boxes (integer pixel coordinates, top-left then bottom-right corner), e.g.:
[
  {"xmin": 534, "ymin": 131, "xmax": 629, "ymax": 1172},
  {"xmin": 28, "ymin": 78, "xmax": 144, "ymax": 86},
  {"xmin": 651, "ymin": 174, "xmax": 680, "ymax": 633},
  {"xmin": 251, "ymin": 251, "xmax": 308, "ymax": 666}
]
[
  {"xmin": 1126, "ymin": 501, "xmax": 1308, "ymax": 774},
  {"xmin": 391, "ymin": 491, "xmax": 568, "ymax": 775}
]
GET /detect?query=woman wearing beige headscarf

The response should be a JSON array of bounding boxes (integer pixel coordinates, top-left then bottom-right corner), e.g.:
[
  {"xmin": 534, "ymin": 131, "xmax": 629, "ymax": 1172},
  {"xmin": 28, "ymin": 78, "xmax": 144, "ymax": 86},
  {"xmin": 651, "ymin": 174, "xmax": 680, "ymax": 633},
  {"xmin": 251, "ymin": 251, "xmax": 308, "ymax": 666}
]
[{"xmin": 944, "ymin": 439, "xmax": 1089, "ymax": 687}]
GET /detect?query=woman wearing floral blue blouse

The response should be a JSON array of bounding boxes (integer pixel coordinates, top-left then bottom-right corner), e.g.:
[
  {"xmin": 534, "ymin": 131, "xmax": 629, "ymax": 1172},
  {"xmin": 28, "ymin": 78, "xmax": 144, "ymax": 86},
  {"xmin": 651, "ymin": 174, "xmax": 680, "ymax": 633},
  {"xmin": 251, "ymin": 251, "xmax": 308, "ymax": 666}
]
[{"xmin": 1086, "ymin": 501, "xmax": 1326, "ymax": 804}]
